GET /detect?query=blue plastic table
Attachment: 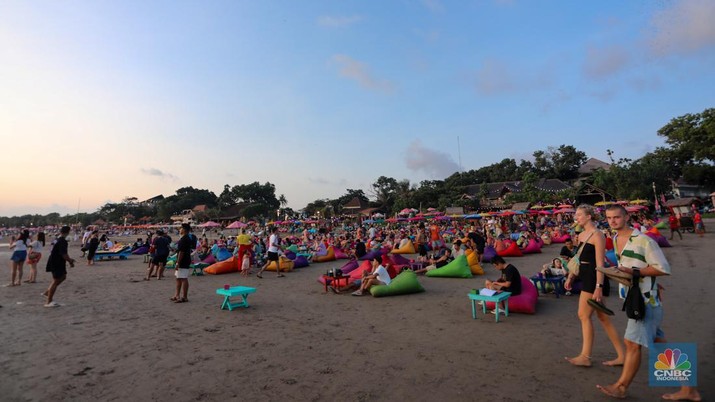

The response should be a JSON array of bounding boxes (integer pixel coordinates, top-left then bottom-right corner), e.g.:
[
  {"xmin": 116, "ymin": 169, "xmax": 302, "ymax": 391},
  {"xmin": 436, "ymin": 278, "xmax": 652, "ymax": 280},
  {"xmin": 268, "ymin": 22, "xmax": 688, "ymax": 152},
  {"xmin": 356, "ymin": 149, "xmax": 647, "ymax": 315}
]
[
  {"xmin": 468, "ymin": 291, "xmax": 511, "ymax": 322},
  {"xmin": 216, "ymin": 286, "xmax": 256, "ymax": 311}
]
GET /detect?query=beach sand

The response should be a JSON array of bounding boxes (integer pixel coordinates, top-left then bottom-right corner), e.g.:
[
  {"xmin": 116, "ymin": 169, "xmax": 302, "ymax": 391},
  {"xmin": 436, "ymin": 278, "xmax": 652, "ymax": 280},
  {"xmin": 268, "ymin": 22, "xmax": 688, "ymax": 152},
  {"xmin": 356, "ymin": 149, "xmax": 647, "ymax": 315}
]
[{"xmin": 1, "ymin": 231, "xmax": 713, "ymax": 401}]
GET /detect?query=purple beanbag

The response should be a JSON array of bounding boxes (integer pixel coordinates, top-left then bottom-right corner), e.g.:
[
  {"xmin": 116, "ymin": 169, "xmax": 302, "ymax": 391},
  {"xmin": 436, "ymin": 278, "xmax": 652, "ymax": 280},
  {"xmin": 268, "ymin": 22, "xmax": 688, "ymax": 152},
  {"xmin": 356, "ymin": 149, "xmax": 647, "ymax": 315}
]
[
  {"xmin": 293, "ymin": 255, "xmax": 310, "ymax": 268},
  {"xmin": 132, "ymin": 245, "xmax": 149, "ymax": 255},
  {"xmin": 483, "ymin": 245, "xmax": 497, "ymax": 262}
]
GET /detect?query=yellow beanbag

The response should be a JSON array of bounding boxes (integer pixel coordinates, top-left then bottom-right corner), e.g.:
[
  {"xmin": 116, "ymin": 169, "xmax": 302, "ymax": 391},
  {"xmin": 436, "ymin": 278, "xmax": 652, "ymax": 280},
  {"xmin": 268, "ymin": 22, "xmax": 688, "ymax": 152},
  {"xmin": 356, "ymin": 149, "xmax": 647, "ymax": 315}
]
[
  {"xmin": 466, "ymin": 249, "xmax": 485, "ymax": 275},
  {"xmin": 265, "ymin": 256, "xmax": 295, "ymax": 272},
  {"xmin": 390, "ymin": 240, "xmax": 416, "ymax": 254}
]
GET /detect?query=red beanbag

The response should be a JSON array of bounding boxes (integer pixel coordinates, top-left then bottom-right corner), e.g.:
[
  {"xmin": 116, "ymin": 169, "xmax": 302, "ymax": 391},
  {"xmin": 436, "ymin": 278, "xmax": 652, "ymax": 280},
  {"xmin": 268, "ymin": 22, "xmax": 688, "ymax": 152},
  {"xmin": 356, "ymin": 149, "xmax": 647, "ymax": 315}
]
[{"xmin": 497, "ymin": 241, "xmax": 523, "ymax": 257}]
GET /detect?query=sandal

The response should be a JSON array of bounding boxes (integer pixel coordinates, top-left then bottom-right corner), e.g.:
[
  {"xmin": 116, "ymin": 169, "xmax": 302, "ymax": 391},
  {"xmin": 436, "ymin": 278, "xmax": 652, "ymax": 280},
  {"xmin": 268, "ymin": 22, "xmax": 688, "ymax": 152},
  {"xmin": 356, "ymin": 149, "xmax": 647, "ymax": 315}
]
[
  {"xmin": 174, "ymin": 298, "xmax": 188, "ymax": 303},
  {"xmin": 277, "ymin": 274, "xmax": 285, "ymax": 278},
  {"xmin": 170, "ymin": 296, "xmax": 179, "ymax": 302},
  {"xmin": 256, "ymin": 274, "xmax": 262, "ymax": 279}
]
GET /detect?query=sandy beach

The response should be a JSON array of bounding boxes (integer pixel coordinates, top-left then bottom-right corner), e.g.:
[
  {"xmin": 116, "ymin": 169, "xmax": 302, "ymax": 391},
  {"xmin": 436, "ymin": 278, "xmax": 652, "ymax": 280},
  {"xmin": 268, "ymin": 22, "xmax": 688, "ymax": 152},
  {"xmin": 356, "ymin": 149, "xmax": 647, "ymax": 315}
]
[{"xmin": 1, "ymin": 229, "xmax": 713, "ymax": 402}]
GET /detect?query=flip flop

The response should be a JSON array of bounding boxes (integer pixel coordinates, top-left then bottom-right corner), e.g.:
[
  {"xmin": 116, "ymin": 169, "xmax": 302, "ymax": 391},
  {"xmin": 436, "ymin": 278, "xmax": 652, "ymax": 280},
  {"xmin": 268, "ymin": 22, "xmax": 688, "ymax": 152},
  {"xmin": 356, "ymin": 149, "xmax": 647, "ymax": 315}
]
[
  {"xmin": 170, "ymin": 296, "xmax": 179, "ymax": 302},
  {"xmin": 588, "ymin": 299, "xmax": 615, "ymax": 316}
]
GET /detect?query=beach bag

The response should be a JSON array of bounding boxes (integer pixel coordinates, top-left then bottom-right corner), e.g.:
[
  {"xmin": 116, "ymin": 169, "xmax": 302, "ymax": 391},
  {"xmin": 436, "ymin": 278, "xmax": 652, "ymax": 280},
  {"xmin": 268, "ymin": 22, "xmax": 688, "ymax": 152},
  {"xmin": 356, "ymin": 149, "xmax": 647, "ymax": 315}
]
[
  {"xmin": 566, "ymin": 231, "xmax": 595, "ymax": 276},
  {"xmin": 622, "ymin": 279, "xmax": 645, "ymax": 320}
]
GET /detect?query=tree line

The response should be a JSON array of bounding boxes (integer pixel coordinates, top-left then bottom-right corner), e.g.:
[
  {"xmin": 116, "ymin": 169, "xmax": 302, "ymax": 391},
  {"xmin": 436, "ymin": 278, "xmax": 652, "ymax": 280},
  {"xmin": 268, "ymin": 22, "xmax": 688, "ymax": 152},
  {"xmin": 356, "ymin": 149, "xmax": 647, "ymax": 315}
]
[{"xmin": 1, "ymin": 108, "xmax": 712, "ymax": 228}]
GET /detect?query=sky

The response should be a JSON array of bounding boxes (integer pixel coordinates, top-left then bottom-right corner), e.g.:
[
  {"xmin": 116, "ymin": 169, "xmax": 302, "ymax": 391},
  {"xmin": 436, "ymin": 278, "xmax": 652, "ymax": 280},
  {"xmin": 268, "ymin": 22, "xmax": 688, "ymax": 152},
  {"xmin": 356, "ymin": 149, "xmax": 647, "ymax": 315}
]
[{"xmin": 1, "ymin": 0, "xmax": 714, "ymax": 217}]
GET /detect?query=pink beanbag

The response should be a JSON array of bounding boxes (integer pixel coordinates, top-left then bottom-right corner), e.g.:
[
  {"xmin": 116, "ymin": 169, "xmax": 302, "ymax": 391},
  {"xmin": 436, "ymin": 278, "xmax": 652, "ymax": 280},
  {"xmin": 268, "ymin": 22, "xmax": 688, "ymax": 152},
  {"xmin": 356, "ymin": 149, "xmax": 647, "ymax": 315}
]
[
  {"xmin": 521, "ymin": 239, "xmax": 542, "ymax": 254},
  {"xmin": 349, "ymin": 260, "xmax": 373, "ymax": 280},
  {"xmin": 551, "ymin": 234, "xmax": 570, "ymax": 243},
  {"xmin": 334, "ymin": 248, "xmax": 349, "ymax": 259},
  {"xmin": 486, "ymin": 276, "xmax": 538, "ymax": 314}
]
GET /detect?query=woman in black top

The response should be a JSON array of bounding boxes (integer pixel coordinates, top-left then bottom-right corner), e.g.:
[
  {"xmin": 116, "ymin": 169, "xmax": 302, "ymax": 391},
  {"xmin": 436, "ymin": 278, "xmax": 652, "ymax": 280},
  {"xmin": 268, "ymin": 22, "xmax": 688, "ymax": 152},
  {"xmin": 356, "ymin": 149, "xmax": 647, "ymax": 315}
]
[
  {"xmin": 564, "ymin": 205, "xmax": 624, "ymax": 368},
  {"xmin": 86, "ymin": 231, "xmax": 100, "ymax": 266}
]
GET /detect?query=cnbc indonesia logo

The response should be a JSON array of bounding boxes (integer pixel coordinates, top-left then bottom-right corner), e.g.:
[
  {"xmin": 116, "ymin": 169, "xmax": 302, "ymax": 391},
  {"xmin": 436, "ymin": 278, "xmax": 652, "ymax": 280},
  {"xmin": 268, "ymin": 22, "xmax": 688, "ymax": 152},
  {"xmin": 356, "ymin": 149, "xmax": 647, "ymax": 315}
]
[{"xmin": 653, "ymin": 348, "xmax": 692, "ymax": 382}]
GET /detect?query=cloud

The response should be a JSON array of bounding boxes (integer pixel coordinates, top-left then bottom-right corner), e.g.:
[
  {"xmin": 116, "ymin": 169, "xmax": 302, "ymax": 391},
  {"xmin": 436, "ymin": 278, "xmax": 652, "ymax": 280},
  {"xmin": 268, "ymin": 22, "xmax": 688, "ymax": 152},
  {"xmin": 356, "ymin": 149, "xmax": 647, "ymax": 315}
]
[
  {"xmin": 648, "ymin": 0, "xmax": 715, "ymax": 57},
  {"xmin": 331, "ymin": 54, "xmax": 395, "ymax": 93},
  {"xmin": 474, "ymin": 59, "xmax": 553, "ymax": 96},
  {"xmin": 421, "ymin": 0, "xmax": 444, "ymax": 13},
  {"xmin": 583, "ymin": 45, "xmax": 630, "ymax": 79},
  {"xmin": 140, "ymin": 168, "xmax": 178, "ymax": 181},
  {"xmin": 317, "ymin": 15, "xmax": 363, "ymax": 28},
  {"xmin": 405, "ymin": 140, "xmax": 461, "ymax": 178}
]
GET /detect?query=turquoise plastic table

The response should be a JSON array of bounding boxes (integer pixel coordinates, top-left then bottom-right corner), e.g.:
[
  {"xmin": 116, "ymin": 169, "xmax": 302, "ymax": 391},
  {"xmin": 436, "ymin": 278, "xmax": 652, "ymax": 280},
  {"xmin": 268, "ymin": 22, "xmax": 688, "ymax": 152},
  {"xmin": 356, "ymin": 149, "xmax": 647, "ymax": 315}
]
[
  {"xmin": 468, "ymin": 291, "xmax": 511, "ymax": 322},
  {"xmin": 216, "ymin": 286, "xmax": 256, "ymax": 311}
]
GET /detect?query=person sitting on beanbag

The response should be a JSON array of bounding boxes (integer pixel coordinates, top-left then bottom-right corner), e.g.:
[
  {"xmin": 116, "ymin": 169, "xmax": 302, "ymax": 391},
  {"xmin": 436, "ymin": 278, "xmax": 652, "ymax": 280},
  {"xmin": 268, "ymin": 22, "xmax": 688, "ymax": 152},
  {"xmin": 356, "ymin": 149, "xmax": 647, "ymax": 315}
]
[
  {"xmin": 541, "ymin": 258, "xmax": 567, "ymax": 277},
  {"xmin": 414, "ymin": 248, "xmax": 454, "ymax": 274},
  {"xmin": 352, "ymin": 256, "xmax": 391, "ymax": 296},
  {"xmin": 485, "ymin": 256, "xmax": 522, "ymax": 311}
]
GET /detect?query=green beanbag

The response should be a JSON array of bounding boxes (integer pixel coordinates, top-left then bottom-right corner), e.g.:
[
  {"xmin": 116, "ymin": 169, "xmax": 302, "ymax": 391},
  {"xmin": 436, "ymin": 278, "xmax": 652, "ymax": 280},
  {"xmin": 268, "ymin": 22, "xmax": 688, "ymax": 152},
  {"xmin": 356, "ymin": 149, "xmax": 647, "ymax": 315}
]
[
  {"xmin": 286, "ymin": 244, "xmax": 299, "ymax": 253},
  {"xmin": 370, "ymin": 270, "xmax": 425, "ymax": 297},
  {"xmin": 426, "ymin": 255, "xmax": 473, "ymax": 278}
]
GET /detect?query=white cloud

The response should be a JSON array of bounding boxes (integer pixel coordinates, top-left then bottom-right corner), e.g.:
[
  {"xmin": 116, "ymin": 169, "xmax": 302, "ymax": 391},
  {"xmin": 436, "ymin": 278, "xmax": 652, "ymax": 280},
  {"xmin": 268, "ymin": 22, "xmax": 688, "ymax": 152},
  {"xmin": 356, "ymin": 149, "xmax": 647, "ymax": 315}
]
[
  {"xmin": 583, "ymin": 45, "xmax": 630, "ymax": 79},
  {"xmin": 405, "ymin": 140, "xmax": 460, "ymax": 178},
  {"xmin": 648, "ymin": 0, "xmax": 715, "ymax": 57},
  {"xmin": 317, "ymin": 15, "xmax": 363, "ymax": 28},
  {"xmin": 331, "ymin": 54, "xmax": 395, "ymax": 93},
  {"xmin": 140, "ymin": 168, "xmax": 178, "ymax": 181}
]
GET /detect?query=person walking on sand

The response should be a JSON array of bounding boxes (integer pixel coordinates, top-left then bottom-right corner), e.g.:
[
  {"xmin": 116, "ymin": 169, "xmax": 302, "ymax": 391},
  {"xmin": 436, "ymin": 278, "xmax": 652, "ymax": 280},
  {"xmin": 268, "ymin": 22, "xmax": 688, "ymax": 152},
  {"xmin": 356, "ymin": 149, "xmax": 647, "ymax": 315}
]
[
  {"xmin": 597, "ymin": 205, "xmax": 702, "ymax": 401},
  {"xmin": 7, "ymin": 230, "xmax": 30, "ymax": 286},
  {"xmin": 86, "ymin": 231, "xmax": 99, "ymax": 265},
  {"xmin": 43, "ymin": 226, "xmax": 75, "ymax": 307},
  {"xmin": 564, "ymin": 204, "xmax": 625, "ymax": 367},
  {"xmin": 668, "ymin": 214, "xmax": 683, "ymax": 241},
  {"xmin": 256, "ymin": 226, "xmax": 284, "ymax": 278},
  {"xmin": 171, "ymin": 224, "xmax": 192, "ymax": 303},
  {"xmin": 25, "ymin": 232, "xmax": 45, "ymax": 283}
]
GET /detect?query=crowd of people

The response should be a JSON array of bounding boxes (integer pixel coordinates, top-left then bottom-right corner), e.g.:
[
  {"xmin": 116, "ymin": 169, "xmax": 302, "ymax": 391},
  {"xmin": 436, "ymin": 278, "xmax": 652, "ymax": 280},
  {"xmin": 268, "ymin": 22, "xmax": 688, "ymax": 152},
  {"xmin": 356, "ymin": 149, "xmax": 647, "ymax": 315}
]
[{"xmin": 2, "ymin": 205, "xmax": 705, "ymax": 400}]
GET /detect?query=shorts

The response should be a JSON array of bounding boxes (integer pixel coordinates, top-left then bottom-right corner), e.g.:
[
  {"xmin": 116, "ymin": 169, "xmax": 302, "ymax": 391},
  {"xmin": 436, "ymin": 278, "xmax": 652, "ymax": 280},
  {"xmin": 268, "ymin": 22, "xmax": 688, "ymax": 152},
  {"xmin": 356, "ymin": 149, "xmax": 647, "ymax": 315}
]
[
  {"xmin": 175, "ymin": 268, "xmax": 191, "ymax": 279},
  {"xmin": 27, "ymin": 252, "xmax": 42, "ymax": 264},
  {"xmin": 624, "ymin": 304, "xmax": 665, "ymax": 347},
  {"xmin": 267, "ymin": 251, "xmax": 279, "ymax": 261},
  {"xmin": 11, "ymin": 250, "xmax": 27, "ymax": 262},
  {"xmin": 50, "ymin": 268, "xmax": 67, "ymax": 279},
  {"xmin": 153, "ymin": 254, "xmax": 169, "ymax": 264},
  {"xmin": 417, "ymin": 244, "xmax": 427, "ymax": 257}
]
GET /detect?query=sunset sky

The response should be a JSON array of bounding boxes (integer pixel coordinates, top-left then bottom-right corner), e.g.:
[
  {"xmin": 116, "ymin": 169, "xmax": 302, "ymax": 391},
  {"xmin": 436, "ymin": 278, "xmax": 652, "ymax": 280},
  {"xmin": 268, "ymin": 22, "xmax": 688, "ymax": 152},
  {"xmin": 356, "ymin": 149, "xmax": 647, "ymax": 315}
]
[{"xmin": 1, "ymin": 0, "xmax": 713, "ymax": 217}]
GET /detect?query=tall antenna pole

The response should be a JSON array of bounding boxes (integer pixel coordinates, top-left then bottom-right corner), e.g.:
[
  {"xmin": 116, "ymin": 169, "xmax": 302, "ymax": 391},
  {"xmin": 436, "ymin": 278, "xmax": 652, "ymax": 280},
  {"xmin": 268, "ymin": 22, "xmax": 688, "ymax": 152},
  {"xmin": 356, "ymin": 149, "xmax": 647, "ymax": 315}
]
[
  {"xmin": 76, "ymin": 198, "xmax": 81, "ymax": 225},
  {"xmin": 457, "ymin": 136, "xmax": 463, "ymax": 172}
]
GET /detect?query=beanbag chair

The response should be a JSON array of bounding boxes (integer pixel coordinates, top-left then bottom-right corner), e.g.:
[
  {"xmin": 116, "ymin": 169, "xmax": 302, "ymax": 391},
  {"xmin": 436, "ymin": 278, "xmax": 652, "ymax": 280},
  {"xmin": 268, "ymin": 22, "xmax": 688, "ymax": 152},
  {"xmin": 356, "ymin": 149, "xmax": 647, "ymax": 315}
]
[
  {"xmin": 465, "ymin": 250, "xmax": 484, "ymax": 275},
  {"xmin": 334, "ymin": 248, "xmax": 349, "ymax": 259},
  {"xmin": 551, "ymin": 234, "xmax": 570, "ymax": 243},
  {"xmin": 497, "ymin": 241, "xmax": 523, "ymax": 257},
  {"xmin": 132, "ymin": 245, "xmax": 149, "ymax": 255},
  {"xmin": 359, "ymin": 249, "xmax": 384, "ymax": 261},
  {"xmin": 605, "ymin": 249, "xmax": 617, "ymax": 267},
  {"xmin": 426, "ymin": 255, "xmax": 473, "ymax": 278},
  {"xmin": 521, "ymin": 239, "xmax": 542, "ymax": 254},
  {"xmin": 604, "ymin": 236, "xmax": 614, "ymax": 250},
  {"xmin": 654, "ymin": 221, "xmax": 668, "ymax": 230},
  {"xmin": 204, "ymin": 256, "xmax": 239, "ymax": 275},
  {"xmin": 284, "ymin": 250, "xmax": 297, "ymax": 260},
  {"xmin": 292, "ymin": 255, "xmax": 310, "ymax": 268},
  {"xmin": 265, "ymin": 256, "xmax": 295, "ymax": 272},
  {"xmin": 540, "ymin": 234, "xmax": 552, "ymax": 245},
  {"xmin": 646, "ymin": 227, "xmax": 662, "ymax": 237},
  {"xmin": 349, "ymin": 260, "xmax": 373, "ymax": 280},
  {"xmin": 485, "ymin": 276, "xmax": 538, "ymax": 314},
  {"xmin": 390, "ymin": 240, "xmax": 416, "ymax": 254},
  {"xmin": 216, "ymin": 248, "xmax": 233, "ymax": 262},
  {"xmin": 646, "ymin": 232, "xmax": 671, "ymax": 248},
  {"xmin": 483, "ymin": 245, "xmax": 497, "ymax": 262},
  {"xmin": 201, "ymin": 254, "xmax": 217, "ymax": 265},
  {"xmin": 338, "ymin": 260, "xmax": 360, "ymax": 275},
  {"xmin": 370, "ymin": 270, "xmax": 425, "ymax": 297},
  {"xmin": 389, "ymin": 254, "xmax": 411, "ymax": 266},
  {"xmin": 494, "ymin": 240, "xmax": 507, "ymax": 253},
  {"xmin": 286, "ymin": 245, "xmax": 299, "ymax": 253},
  {"xmin": 313, "ymin": 246, "xmax": 336, "ymax": 263}
]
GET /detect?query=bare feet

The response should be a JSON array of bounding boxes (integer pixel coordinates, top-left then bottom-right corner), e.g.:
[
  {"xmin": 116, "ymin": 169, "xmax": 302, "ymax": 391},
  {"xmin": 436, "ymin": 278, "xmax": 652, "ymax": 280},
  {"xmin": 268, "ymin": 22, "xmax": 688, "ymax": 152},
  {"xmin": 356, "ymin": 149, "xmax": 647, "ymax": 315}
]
[
  {"xmin": 597, "ymin": 384, "xmax": 626, "ymax": 399},
  {"xmin": 662, "ymin": 388, "xmax": 702, "ymax": 401},
  {"xmin": 566, "ymin": 355, "xmax": 592, "ymax": 367},
  {"xmin": 602, "ymin": 358, "xmax": 625, "ymax": 367}
]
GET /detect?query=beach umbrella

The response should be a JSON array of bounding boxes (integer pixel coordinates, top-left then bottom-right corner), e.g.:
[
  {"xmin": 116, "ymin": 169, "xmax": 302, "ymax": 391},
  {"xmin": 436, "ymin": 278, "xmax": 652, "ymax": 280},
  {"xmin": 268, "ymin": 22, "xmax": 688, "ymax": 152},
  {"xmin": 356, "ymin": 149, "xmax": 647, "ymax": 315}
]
[
  {"xmin": 479, "ymin": 211, "xmax": 493, "ymax": 216},
  {"xmin": 616, "ymin": 200, "xmax": 630, "ymax": 205},
  {"xmin": 538, "ymin": 210, "xmax": 553, "ymax": 215},
  {"xmin": 556, "ymin": 208, "xmax": 575, "ymax": 213},
  {"xmin": 530, "ymin": 205, "xmax": 544, "ymax": 209},
  {"xmin": 594, "ymin": 201, "xmax": 613, "ymax": 206},
  {"xmin": 427, "ymin": 207, "xmax": 437, "ymax": 212},
  {"xmin": 407, "ymin": 216, "xmax": 424, "ymax": 221},
  {"xmin": 541, "ymin": 204, "xmax": 556, "ymax": 209},
  {"xmin": 464, "ymin": 214, "xmax": 481, "ymax": 219},
  {"xmin": 198, "ymin": 221, "xmax": 221, "ymax": 227},
  {"xmin": 500, "ymin": 210, "xmax": 516, "ymax": 216},
  {"xmin": 226, "ymin": 221, "xmax": 247, "ymax": 229},
  {"xmin": 630, "ymin": 199, "xmax": 649, "ymax": 205},
  {"xmin": 625, "ymin": 206, "xmax": 640, "ymax": 213},
  {"xmin": 557, "ymin": 204, "xmax": 573, "ymax": 209}
]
